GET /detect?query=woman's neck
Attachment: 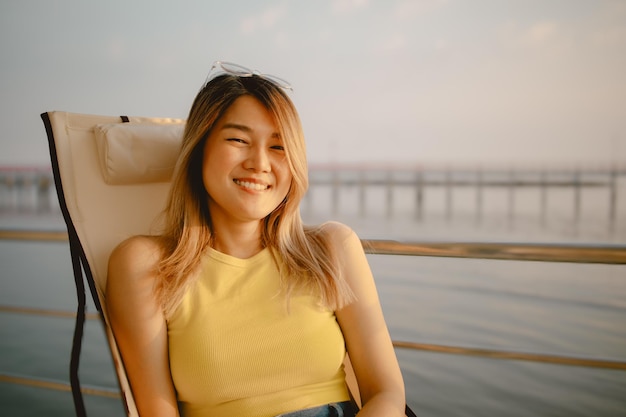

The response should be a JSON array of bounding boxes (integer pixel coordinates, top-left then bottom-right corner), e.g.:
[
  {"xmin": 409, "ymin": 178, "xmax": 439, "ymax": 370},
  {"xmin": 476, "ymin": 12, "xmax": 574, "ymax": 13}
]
[{"xmin": 210, "ymin": 221, "xmax": 265, "ymax": 259}]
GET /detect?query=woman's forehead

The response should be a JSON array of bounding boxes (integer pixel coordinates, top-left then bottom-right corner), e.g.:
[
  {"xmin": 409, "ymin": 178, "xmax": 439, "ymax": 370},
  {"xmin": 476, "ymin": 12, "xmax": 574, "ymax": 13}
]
[{"xmin": 214, "ymin": 96, "xmax": 280, "ymax": 137}]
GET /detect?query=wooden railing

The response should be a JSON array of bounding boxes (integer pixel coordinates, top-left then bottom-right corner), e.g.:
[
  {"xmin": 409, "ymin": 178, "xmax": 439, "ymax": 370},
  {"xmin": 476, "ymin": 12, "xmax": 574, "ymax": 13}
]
[
  {"xmin": 2, "ymin": 229, "xmax": 625, "ymax": 264},
  {"xmin": 1, "ymin": 228, "xmax": 625, "ymax": 399}
]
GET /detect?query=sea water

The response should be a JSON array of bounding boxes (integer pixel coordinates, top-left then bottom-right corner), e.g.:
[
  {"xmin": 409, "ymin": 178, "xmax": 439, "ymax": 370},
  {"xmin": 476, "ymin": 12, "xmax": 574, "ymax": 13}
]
[{"xmin": 1, "ymin": 179, "xmax": 625, "ymax": 416}]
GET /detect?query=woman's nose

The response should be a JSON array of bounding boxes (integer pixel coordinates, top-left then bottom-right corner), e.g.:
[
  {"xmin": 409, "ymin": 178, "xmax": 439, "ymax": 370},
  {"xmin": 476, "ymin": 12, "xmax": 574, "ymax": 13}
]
[{"xmin": 244, "ymin": 146, "xmax": 271, "ymax": 172}]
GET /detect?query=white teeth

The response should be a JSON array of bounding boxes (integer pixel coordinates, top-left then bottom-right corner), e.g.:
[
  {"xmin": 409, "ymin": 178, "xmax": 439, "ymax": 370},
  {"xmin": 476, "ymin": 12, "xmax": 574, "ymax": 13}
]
[{"xmin": 234, "ymin": 179, "xmax": 269, "ymax": 191}]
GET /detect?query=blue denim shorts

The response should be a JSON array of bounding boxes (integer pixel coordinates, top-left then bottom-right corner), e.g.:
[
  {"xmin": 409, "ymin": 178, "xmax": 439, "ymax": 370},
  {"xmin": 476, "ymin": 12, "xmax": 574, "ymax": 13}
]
[{"xmin": 274, "ymin": 401, "xmax": 358, "ymax": 417}]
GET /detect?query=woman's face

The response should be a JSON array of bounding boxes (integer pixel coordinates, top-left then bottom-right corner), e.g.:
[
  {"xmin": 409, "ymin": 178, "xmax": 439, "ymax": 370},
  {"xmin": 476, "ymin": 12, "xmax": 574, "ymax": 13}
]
[{"xmin": 202, "ymin": 95, "xmax": 292, "ymax": 227}]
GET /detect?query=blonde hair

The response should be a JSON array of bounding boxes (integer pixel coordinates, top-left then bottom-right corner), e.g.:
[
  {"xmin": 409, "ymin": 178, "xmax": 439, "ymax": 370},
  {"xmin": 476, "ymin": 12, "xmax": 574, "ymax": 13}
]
[{"xmin": 156, "ymin": 74, "xmax": 354, "ymax": 316}]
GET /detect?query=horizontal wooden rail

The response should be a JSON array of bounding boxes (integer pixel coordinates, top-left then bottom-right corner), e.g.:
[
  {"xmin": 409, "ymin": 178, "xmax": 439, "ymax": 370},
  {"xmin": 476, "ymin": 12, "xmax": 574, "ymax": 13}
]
[
  {"xmin": 392, "ymin": 341, "xmax": 626, "ymax": 370},
  {"xmin": 2, "ymin": 229, "xmax": 625, "ymax": 264},
  {"xmin": 0, "ymin": 229, "xmax": 68, "ymax": 242},
  {"xmin": 0, "ymin": 372, "xmax": 120, "ymax": 399},
  {"xmin": 362, "ymin": 240, "xmax": 626, "ymax": 264},
  {"xmin": 0, "ymin": 305, "xmax": 100, "ymax": 320}
]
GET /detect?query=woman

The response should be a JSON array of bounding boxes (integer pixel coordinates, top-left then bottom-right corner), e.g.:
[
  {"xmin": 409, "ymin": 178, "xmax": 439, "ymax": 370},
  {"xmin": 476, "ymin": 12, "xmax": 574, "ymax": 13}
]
[{"xmin": 106, "ymin": 61, "xmax": 406, "ymax": 417}]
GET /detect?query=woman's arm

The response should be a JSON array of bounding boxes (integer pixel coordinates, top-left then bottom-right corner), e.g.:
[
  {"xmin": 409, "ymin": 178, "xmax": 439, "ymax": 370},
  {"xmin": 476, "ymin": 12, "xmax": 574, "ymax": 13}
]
[
  {"xmin": 106, "ymin": 236, "xmax": 179, "ymax": 417},
  {"xmin": 329, "ymin": 222, "xmax": 406, "ymax": 417}
]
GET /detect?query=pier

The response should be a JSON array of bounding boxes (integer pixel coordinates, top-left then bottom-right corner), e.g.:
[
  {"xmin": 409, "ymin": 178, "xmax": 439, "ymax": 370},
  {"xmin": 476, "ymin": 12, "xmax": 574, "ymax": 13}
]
[
  {"xmin": 304, "ymin": 164, "xmax": 624, "ymax": 231},
  {"xmin": 1, "ymin": 164, "xmax": 624, "ymax": 230},
  {"xmin": 0, "ymin": 166, "xmax": 57, "ymax": 213}
]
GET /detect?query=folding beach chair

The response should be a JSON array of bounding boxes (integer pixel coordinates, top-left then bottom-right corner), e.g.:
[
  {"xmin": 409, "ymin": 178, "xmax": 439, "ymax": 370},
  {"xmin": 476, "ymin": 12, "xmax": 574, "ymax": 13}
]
[
  {"xmin": 42, "ymin": 111, "xmax": 184, "ymax": 416},
  {"xmin": 42, "ymin": 111, "xmax": 416, "ymax": 417}
]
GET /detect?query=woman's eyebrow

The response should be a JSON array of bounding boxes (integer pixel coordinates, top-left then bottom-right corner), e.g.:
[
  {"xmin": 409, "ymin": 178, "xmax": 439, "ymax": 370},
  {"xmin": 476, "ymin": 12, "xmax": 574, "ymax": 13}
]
[
  {"xmin": 221, "ymin": 122, "xmax": 252, "ymax": 133},
  {"xmin": 221, "ymin": 122, "xmax": 281, "ymax": 139}
]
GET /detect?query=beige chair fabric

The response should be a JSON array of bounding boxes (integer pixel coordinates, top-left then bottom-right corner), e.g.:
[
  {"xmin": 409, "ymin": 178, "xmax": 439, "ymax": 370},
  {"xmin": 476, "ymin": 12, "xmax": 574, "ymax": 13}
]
[{"xmin": 44, "ymin": 111, "xmax": 183, "ymax": 416}]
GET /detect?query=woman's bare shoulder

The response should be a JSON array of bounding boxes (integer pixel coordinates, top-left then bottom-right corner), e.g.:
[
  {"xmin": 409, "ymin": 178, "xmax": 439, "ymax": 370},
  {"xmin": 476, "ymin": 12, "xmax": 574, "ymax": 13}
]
[
  {"xmin": 108, "ymin": 235, "xmax": 165, "ymax": 284},
  {"xmin": 317, "ymin": 221, "xmax": 360, "ymax": 248},
  {"xmin": 111, "ymin": 234, "xmax": 164, "ymax": 258}
]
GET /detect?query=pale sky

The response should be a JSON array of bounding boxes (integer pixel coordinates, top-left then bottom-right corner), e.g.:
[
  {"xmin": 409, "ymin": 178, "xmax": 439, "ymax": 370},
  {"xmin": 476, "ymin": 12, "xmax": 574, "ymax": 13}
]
[{"xmin": 1, "ymin": 0, "xmax": 625, "ymax": 168}]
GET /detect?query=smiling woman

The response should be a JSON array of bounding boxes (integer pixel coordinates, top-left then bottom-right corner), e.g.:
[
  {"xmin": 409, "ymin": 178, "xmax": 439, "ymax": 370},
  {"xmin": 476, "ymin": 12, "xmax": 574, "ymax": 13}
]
[
  {"xmin": 202, "ymin": 96, "xmax": 292, "ymax": 240},
  {"xmin": 105, "ymin": 63, "xmax": 407, "ymax": 417}
]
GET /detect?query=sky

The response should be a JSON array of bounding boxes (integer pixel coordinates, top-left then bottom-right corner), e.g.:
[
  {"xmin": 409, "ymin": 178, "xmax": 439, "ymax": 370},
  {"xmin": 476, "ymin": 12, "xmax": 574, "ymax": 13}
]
[{"xmin": 1, "ymin": 0, "xmax": 625, "ymax": 169}]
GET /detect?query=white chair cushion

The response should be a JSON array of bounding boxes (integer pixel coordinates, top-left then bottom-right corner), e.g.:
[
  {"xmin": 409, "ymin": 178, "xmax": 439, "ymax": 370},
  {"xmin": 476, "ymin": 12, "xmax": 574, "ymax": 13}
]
[{"xmin": 94, "ymin": 123, "xmax": 185, "ymax": 184}]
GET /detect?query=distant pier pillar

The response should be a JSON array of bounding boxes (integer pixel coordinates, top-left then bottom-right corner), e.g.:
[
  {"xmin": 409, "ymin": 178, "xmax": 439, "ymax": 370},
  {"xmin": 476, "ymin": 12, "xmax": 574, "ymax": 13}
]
[
  {"xmin": 415, "ymin": 170, "xmax": 423, "ymax": 221},
  {"xmin": 0, "ymin": 172, "xmax": 13, "ymax": 211},
  {"xmin": 36, "ymin": 172, "xmax": 52, "ymax": 212},
  {"xmin": 609, "ymin": 167, "xmax": 617, "ymax": 233},
  {"xmin": 507, "ymin": 169, "xmax": 515, "ymax": 228},
  {"xmin": 540, "ymin": 170, "xmax": 548, "ymax": 227},
  {"xmin": 475, "ymin": 167, "xmax": 483, "ymax": 225},
  {"xmin": 573, "ymin": 168, "xmax": 581, "ymax": 226},
  {"xmin": 445, "ymin": 169, "xmax": 452, "ymax": 222},
  {"xmin": 386, "ymin": 170, "xmax": 394, "ymax": 218},
  {"xmin": 17, "ymin": 174, "xmax": 32, "ymax": 211},
  {"xmin": 359, "ymin": 170, "xmax": 366, "ymax": 217},
  {"xmin": 331, "ymin": 169, "xmax": 339, "ymax": 215}
]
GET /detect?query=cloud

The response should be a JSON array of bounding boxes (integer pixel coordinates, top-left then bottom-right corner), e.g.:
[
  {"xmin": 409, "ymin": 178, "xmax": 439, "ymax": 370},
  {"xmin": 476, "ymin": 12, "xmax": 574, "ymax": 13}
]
[
  {"xmin": 591, "ymin": 24, "xmax": 626, "ymax": 47},
  {"xmin": 434, "ymin": 38, "xmax": 447, "ymax": 50},
  {"xmin": 318, "ymin": 28, "xmax": 333, "ymax": 43},
  {"xmin": 105, "ymin": 36, "xmax": 126, "ymax": 61},
  {"xmin": 495, "ymin": 19, "xmax": 560, "ymax": 49},
  {"xmin": 273, "ymin": 31, "xmax": 291, "ymax": 50},
  {"xmin": 522, "ymin": 21, "xmax": 558, "ymax": 45},
  {"xmin": 584, "ymin": 2, "xmax": 626, "ymax": 49},
  {"xmin": 331, "ymin": 0, "xmax": 368, "ymax": 15},
  {"xmin": 376, "ymin": 33, "xmax": 407, "ymax": 52},
  {"xmin": 392, "ymin": 0, "xmax": 447, "ymax": 21},
  {"xmin": 240, "ymin": 3, "xmax": 288, "ymax": 35}
]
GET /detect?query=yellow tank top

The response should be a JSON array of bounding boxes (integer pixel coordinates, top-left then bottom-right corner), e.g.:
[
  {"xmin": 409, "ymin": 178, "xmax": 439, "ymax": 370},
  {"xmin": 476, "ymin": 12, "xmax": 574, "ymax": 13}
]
[{"xmin": 167, "ymin": 247, "xmax": 350, "ymax": 417}]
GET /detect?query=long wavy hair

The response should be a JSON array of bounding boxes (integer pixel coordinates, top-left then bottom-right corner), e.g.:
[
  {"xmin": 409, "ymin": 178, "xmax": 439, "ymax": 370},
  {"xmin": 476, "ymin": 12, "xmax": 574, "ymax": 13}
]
[{"xmin": 156, "ymin": 74, "xmax": 354, "ymax": 317}]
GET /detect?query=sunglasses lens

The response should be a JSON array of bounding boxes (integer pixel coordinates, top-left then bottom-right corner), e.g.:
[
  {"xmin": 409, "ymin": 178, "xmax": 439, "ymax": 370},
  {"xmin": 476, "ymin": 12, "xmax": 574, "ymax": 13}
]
[
  {"xmin": 263, "ymin": 74, "xmax": 292, "ymax": 90},
  {"xmin": 218, "ymin": 62, "xmax": 253, "ymax": 76},
  {"xmin": 208, "ymin": 61, "xmax": 292, "ymax": 91}
]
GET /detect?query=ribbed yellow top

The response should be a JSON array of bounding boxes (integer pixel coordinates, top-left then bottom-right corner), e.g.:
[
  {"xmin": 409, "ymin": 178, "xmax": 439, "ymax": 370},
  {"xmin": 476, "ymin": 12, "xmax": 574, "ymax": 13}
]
[{"xmin": 168, "ymin": 247, "xmax": 350, "ymax": 417}]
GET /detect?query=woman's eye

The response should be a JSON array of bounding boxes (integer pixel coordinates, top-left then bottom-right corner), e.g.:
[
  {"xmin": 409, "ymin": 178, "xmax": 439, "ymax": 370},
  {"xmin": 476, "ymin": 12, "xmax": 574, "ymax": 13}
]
[
  {"xmin": 271, "ymin": 145, "xmax": 285, "ymax": 151},
  {"xmin": 227, "ymin": 138, "xmax": 247, "ymax": 144}
]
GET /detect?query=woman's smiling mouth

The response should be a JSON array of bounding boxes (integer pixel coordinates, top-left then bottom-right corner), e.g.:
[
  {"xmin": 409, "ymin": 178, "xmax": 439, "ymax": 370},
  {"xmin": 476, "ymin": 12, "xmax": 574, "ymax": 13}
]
[{"xmin": 233, "ymin": 179, "xmax": 270, "ymax": 191}]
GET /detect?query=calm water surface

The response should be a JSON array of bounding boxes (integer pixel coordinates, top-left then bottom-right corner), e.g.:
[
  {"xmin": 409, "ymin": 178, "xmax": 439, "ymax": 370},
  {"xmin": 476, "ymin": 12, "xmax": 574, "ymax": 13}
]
[{"xmin": 1, "ymin": 183, "xmax": 625, "ymax": 416}]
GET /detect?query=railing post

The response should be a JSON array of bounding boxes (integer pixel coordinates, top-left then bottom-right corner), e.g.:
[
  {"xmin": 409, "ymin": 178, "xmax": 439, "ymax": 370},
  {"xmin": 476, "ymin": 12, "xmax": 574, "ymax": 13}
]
[
  {"xmin": 508, "ymin": 169, "xmax": 515, "ymax": 228},
  {"xmin": 5, "ymin": 172, "xmax": 16, "ymax": 212},
  {"xmin": 475, "ymin": 167, "xmax": 483, "ymax": 225},
  {"xmin": 445, "ymin": 168, "xmax": 452, "ymax": 222},
  {"xmin": 359, "ymin": 170, "xmax": 366, "ymax": 217},
  {"xmin": 540, "ymin": 169, "xmax": 548, "ymax": 228},
  {"xmin": 0, "ymin": 172, "xmax": 7, "ymax": 211},
  {"xmin": 332, "ymin": 168, "xmax": 339, "ymax": 215},
  {"xmin": 415, "ymin": 169, "xmax": 423, "ymax": 221},
  {"xmin": 608, "ymin": 166, "xmax": 617, "ymax": 234},
  {"xmin": 386, "ymin": 170, "xmax": 394, "ymax": 219},
  {"xmin": 573, "ymin": 167, "xmax": 581, "ymax": 229},
  {"xmin": 36, "ymin": 172, "xmax": 52, "ymax": 213},
  {"xmin": 16, "ymin": 173, "xmax": 29, "ymax": 211}
]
